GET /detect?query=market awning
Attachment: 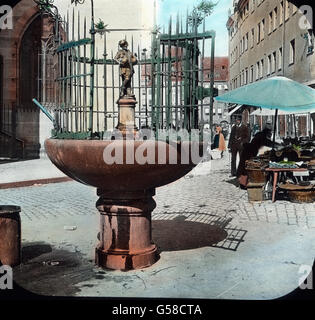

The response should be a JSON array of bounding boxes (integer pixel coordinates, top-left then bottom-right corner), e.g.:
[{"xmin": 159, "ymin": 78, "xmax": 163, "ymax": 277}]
[
  {"xmin": 250, "ymin": 108, "xmax": 309, "ymax": 116},
  {"xmin": 215, "ymin": 76, "xmax": 315, "ymax": 113},
  {"xmin": 216, "ymin": 76, "xmax": 315, "ymax": 148}
]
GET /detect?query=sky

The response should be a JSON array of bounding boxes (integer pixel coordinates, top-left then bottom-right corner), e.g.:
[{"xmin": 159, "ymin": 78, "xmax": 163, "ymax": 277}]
[
  {"xmin": 51, "ymin": 0, "xmax": 233, "ymax": 56},
  {"xmin": 158, "ymin": 0, "xmax": 234, "ymax": 57}
]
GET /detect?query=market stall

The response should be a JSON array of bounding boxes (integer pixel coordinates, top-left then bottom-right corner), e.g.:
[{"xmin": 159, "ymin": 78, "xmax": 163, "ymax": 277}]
[
  {"xmin": 215, "ymin": 76, "xmax": 315, "ymax": 203},
  {"xmin": 245, "ymin": 138, "xmax": 315, "ymax": 202}
]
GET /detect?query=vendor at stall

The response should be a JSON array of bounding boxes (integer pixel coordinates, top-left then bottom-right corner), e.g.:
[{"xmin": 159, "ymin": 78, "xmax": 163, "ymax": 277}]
[{"xmin": 237, "ymin": 124, "xmax": 281, "ymax": 187}]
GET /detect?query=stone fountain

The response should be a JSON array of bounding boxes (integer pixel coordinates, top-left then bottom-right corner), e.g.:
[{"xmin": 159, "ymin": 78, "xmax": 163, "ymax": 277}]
[
  {"xmin": 45, "ymin": 40, "xmax": 201, "ymax": 270},
  {"xmin": 35, "ymin": 0, "xmax": 215, "ymax": 271}
]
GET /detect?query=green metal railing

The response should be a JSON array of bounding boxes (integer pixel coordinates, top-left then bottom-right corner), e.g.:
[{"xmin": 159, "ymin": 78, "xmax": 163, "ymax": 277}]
[{"xmin": 35, "ymin": 0, "xmax": 216, "ymax": 141}]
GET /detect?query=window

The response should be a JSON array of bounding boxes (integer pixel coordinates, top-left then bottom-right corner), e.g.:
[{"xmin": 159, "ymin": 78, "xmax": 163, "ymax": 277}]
[
  {"xmin": 251, "ymin": 28, "xmax": 255, "ymax": 48},
  {"xmin": 245, "ymin": 33, "xmax": 249, "ymax": 51},
  {"xmin": 256, "ymin": 62, "xmax": 260, "ymax": 80},
  {"xmin": 269, "ymin": 12, "xmax": 273, "ymax": 34},
  {"xmin": 285, "ymin": 0, "xmax": 290, "ymax": 21},
  {"xmin": 260, "ymin": 59, "xmax": 264, "ymax": 78},
  {"xmin": 267, "ymin": 54, "xmax": 271, "ymax": 75},
  {"xmin": 273, "ymin": 7, "xmax": 278, "ymax": 30},
  {"xmin": 307, "ymin": 29, "xmax": 314, "ymax": 54},
  {"xmin": 257, "ymin": 0, "xmax": 263, "ymax": 6},
  {"xmin": 250, "ymin": 65, "xmax": 254, "ymax": 83},
  {"xmin": 272, "ymin": 51, "xmax": 276, "ymax": 73},
  {"xmin": 278, "ymin": 47, "xmax": 283, "ymax": 70},
  {"xmin": 279, "ymin": 2, "xmax": 284, "ymax": 25},
  {"xmin": 0, "ymin": 55, "xmax": 3, "ymax": 108},
  {"xmin": 257, "ymin": 22, "xmax": 261, "ymax": 43},
  {"xmin": 245, "ymin": 68, "xmax": 248, "ymax": 85},
  {"xmin": 292, "ymin": 4, "xmax": 298, "ymax": 15},
  {"xmin": 289, "ymin": 39, "xmax": 295, "ymax": 65},
  {"xmin": 261, "ymin": 19, "xmax": 265, "ymax": 40}
]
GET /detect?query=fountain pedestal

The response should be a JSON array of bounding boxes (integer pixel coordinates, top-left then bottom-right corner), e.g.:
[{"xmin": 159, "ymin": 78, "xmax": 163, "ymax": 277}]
[
  {"xmin": 117, "ymin": 95, "xmax": 138, "ymax": 136},
  {"xmin": 45, "ymin": 139, "xmax": 198, "ymax": 270},
  {"xmin": 95, "ymin": 189, "xmax": 158, "ymax": 270}
]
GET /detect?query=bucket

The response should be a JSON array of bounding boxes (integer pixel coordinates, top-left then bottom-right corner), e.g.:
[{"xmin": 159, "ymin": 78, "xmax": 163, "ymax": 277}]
[{"xmin": 0, "ymin": 205, "xmax": 21, "ymax": 266}]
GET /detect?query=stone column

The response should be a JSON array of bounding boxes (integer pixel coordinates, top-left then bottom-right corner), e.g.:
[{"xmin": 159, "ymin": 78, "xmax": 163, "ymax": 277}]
[
  {"xmin": 95, "ymin": 189, "xmax": 158, "ymax": 270},
  {"xmin": 117, "ymin": 95, "xmax": 138, "ymax": 136}
]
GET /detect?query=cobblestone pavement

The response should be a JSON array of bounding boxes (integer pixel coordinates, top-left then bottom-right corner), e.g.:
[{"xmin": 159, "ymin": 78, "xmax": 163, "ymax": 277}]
[
  {"xmin": 1, "ymin": 154, "xmax": 315, "ymax": 299},
  {"xmin": 1, "ymin": 154, "xmax": 314, "ymax": 230}
]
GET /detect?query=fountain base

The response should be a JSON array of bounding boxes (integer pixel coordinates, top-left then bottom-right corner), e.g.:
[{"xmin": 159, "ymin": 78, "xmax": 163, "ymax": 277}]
[{"xmin": 95, "ymin": 189, "xmax": 159, "ymax": 270}]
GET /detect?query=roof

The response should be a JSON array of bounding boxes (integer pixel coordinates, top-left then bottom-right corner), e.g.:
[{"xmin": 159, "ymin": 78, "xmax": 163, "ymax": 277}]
[{"xmin": 203, "ymin": 57, "xmax": 229, "ymax": 82}]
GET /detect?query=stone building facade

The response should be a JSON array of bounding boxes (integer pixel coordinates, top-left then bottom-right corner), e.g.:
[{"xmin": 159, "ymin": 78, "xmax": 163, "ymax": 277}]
[
  {"xmin": 0, "ymin": 0, "xmax": 43, "ymax": 159},
  {"xmin": 0, "ymin": 0, "xmax": 155, "ymax": 160},
  {"xmin": 226, "ymin": 0, "xmax": 315, "ymax": 137},
  {"xmin": 202, "ymin": 57, "xmax": 229, "ymax": 126}
]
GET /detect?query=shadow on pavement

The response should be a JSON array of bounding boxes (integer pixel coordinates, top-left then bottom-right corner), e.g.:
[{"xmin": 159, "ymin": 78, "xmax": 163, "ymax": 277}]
[
  {"xmin": 21, "ymin": 242, "xmax": 53, "ymax": 263},
  {"xmin": 152, "ymin": 216, "xmax": 228, "ymax": 252},
  {"xmin": 224, "ymin": 177, "xmax": 239, "ymax": 188},
  {"xmin": 13, "ymin": 242, "xmax": 95, "ymax": 296}
]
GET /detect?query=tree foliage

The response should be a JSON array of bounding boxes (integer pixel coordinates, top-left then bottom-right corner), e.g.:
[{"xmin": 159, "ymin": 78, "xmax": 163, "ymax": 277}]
[{"xmin": 188, "ymin": 0, "xmax": 218, "ymax": 27}]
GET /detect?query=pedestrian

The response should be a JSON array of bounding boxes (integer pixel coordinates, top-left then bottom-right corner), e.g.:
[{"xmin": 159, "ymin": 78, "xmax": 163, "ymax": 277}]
[
  {"xmin": 211, "ymin": 126, "xmax": 226, "ymax": 158},
  {"xmin": 228, "ymin": 116, "xmax": 250, "ymax": 177}
]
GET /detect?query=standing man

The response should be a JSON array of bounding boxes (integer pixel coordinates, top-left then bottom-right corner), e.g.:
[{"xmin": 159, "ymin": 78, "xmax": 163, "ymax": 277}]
[{"xmin": 228, "ymin": 116, "xmax": 250, "ymax": 177}]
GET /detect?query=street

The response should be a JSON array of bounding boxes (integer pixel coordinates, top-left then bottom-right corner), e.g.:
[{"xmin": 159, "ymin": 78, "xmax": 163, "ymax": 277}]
[{"xmin": 1, "ymin": 154, "xmax": 314, "ymax": 299}]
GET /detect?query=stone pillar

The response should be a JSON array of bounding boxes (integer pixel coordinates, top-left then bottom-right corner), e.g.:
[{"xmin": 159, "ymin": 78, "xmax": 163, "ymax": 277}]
[
  {"xmin": 95, "ymin": 189, "xmax": 158, "ymax": 270},
  {"xmin": 117, "ymin": 95, "xmax": 138, "ymax": 136}
]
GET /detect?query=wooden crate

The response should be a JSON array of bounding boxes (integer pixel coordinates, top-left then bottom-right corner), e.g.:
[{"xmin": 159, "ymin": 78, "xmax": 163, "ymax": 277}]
[
  {"xmin": 247, "ymin": 182, "xmax": 265, "ymax": 202},
  {"xmin": 246, "ymin": 168, "xmax": 266, "ymax": 184}
]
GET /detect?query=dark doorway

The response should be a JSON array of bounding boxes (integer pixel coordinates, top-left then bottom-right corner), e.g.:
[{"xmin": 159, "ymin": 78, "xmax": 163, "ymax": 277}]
[
  {"xmin": 18, "ymin": 14, "xmax": 42, "ymax": 159},
  {"xmin": 20, "ymin": 15, "xmax": 41, "ymax": 108}
]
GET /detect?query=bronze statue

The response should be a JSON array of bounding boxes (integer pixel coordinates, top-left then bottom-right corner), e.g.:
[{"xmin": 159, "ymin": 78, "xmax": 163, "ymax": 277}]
[{"xmin": 114, "ymin": 40, "xmax": 138, "ymax": 97}]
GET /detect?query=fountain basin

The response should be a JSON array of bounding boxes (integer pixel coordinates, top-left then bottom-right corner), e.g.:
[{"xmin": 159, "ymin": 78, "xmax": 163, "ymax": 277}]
[
  {"xmin": 45, "ymin": 139, "xmax": 200, "ymax": 192},
  {"xmin": 45, "ymin": 138, "xmax": 203, "ymax": 270}
]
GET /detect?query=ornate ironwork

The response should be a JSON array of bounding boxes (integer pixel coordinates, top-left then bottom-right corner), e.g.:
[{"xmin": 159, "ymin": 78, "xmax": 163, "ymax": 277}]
[
  {"xmin": 71, "ymin": 0, "xmax": 85, "ymax": 5},
  {"xmin": 34, "ymin": 0, "xmax": 216, "ymax": 141},
  {"xmin": 94, "ymin": 19, "xmax": 108, "ymax": 37},
  {"xmin": 34, "ymin": 0, "xmax": 61, "ymax": 20}
]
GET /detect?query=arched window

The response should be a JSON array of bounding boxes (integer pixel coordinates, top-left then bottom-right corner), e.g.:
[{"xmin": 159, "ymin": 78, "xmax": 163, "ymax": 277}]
[
  {"xmin": 19, "ymin": 15, "xmax": 41, "ymax": 108},
  {"xmin": 0, "ymin": 55, "xmax": 3, "ymax": 130},
  {"xmin": 0, "ymin": 55, "xmax": 3, "ymax": 108}
]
